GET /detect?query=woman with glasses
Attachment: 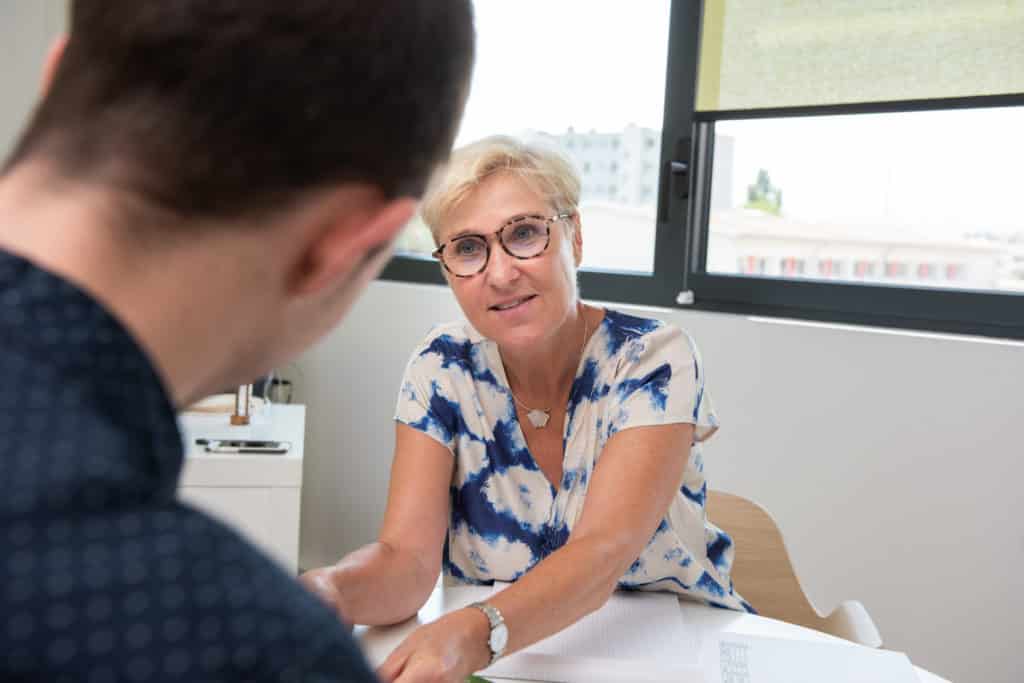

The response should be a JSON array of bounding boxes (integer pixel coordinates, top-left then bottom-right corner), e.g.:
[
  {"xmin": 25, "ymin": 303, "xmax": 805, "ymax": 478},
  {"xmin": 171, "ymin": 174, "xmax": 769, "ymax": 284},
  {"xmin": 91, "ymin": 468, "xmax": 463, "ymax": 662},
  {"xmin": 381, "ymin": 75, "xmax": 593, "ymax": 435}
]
[{"xmin": 301, "ymin": 136, "xmax": 751, "ymax": 683}]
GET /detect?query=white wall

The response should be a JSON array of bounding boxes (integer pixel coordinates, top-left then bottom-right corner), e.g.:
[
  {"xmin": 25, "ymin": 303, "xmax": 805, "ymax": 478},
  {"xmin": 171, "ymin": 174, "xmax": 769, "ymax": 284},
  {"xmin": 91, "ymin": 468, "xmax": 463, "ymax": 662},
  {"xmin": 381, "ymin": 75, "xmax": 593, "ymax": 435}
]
[
  {"xmin": 0, "ymin": 1, "xmax": 65, "ymax": 161},
  {"xmin": 296, "ymin": 278, "xmax": 1023, "ymax": 683}
]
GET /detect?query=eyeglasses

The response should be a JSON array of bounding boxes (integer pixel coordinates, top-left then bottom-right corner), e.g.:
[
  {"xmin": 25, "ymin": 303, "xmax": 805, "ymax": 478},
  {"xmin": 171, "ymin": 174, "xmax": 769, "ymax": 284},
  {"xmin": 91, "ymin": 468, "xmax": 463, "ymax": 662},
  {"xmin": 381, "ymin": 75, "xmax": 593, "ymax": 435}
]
[{"xmin": 432, "ymin": 213, "xmax": 573, "ymax": 278}]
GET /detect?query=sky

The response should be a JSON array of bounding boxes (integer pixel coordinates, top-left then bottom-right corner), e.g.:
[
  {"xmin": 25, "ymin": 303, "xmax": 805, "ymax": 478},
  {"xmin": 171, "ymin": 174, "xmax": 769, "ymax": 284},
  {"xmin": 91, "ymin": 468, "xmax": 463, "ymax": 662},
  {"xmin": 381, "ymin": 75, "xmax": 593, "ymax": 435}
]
[
  {"xmin": 718, "ymin": 109, "xmax": 1024, "ymax": 239},
  {"xmin": 456, "ymin": 1, "xmax": 1022, "ymax": 240},
  {"xmin": 454, "ymin": 1, "xmax": 671, "ymax": 144}
]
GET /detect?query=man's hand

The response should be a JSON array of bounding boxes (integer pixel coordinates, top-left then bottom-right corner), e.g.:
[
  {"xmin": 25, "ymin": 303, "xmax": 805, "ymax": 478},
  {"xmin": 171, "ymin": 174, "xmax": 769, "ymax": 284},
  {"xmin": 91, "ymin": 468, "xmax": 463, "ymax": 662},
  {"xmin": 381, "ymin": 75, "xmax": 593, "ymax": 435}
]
[{"xmin": 377, "ymin": 607, "xmax": 492, "ymax": 683}]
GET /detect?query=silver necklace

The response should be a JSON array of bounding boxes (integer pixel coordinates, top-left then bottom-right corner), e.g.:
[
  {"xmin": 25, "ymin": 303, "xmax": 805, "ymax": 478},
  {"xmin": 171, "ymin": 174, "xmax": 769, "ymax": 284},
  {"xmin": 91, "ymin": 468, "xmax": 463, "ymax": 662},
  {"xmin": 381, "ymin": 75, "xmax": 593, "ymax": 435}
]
[{"xmin": 509, "ymin": 313, "xmax": 589, "ymax": 429}]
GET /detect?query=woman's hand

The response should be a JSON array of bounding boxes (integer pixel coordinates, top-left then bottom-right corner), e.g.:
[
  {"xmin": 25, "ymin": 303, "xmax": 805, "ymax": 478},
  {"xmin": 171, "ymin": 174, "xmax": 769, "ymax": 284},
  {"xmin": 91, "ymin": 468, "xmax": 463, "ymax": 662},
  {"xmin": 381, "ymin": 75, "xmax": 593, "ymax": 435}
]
[
  {"xmin": 377, "ymin": 608, "xmax": 492, "ymax": 683},
  {"xmin": 298, "ymin": 566, "xmax": 352, "ymax": 627}
]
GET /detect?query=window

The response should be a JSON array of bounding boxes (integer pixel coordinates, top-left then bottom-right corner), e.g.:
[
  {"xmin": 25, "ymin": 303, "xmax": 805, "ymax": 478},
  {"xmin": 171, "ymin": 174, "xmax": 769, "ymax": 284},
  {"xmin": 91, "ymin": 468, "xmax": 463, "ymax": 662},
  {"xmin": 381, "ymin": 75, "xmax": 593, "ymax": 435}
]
[
  {"xmin": 383, "ymin": 0, "xmax": 1024, "ymax": 340},
  {"xmin": 685, "ymin": 0, "xmax": 1024, "ymax": 338},
  {"xmin": 701, "ymin": 109, "xmax": 1023, "ymax": 298},
  {"xmin": 383, "ymin": 1, "xmax": 674, "ymax": 289}
]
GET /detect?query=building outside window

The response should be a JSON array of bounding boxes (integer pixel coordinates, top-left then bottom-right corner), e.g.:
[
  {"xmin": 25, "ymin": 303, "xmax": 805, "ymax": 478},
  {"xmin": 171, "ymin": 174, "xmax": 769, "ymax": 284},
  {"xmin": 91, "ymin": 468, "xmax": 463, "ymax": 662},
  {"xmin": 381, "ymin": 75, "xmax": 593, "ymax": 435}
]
[
  {"xmin": 885, "ymin": 262, "xmax": 908, "ymax": 278},
  {"xmin": 854, "ymin": 261, "xmax": 875, "ymax": 278}
]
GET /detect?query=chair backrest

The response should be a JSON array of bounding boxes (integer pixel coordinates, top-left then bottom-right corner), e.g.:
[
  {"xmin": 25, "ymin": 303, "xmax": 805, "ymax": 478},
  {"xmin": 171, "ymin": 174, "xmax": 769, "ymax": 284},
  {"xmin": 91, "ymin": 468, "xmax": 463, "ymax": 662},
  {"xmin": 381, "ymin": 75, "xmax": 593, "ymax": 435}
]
[
  {"xmin": 707, "ymin": 490, "xmax": 822, "ymax": 628},
  {"xmin": 706, "ymin": 490, "xmax": 882, "ymax": 647}
]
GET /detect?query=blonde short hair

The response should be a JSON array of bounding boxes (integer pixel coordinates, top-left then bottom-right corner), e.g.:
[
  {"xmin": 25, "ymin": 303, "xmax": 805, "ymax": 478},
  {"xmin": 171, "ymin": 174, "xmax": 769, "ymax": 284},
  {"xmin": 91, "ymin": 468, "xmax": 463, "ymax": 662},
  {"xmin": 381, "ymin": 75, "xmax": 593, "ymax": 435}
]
[{"xmin": 421, "ymin": 135, "xmax": 581, "ymax": 241}]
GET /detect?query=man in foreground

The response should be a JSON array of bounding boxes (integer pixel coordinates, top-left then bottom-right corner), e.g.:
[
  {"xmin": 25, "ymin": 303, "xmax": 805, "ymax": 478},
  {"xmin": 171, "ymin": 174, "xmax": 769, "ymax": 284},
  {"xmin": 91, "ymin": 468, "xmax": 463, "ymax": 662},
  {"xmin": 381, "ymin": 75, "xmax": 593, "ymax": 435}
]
[{"xmin": 0, "ymin": 2, "xmax": 474, "ymax": 680}]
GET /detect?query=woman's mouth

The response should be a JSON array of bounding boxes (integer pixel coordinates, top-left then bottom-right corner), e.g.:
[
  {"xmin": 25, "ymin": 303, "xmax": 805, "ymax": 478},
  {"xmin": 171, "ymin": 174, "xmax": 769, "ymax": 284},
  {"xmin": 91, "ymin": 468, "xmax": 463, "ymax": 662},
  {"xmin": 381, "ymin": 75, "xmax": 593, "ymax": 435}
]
[{"xmin": 489, "ymin": 295, "xmax": 537, "ymax": 312}]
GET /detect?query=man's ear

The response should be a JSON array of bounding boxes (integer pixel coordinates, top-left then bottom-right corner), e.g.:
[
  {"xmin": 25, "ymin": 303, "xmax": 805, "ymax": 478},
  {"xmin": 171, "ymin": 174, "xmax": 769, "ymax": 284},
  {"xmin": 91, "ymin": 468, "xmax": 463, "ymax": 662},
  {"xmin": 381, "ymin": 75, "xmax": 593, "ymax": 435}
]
[
  {"xmin": 290, "ymin": 189, "xmax": 417, "ymax": 297},
  {"xmin": 41, "ymin": 35, "xmax": 68, "ymax": 96}
]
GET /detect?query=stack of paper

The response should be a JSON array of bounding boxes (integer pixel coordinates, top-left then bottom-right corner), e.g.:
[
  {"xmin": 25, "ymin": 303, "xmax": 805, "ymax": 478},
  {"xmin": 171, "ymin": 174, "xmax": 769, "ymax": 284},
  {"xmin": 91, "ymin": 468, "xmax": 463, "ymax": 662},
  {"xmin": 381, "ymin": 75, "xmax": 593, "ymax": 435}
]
[{"xmin": 479, "ymin": 587, "xmax": 702, "ymax": 683}]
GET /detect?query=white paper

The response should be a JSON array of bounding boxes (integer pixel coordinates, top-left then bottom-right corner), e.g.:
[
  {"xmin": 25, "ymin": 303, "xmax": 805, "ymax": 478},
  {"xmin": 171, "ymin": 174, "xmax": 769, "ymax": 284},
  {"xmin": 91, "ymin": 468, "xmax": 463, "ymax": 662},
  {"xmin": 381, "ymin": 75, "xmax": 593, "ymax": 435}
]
[
  {"xmin": 359, "ymin": 584, "xmax": 703, "ymax": 683},
  {"xmin": 704, "ymin": 633, "xmax": 918, "ymax": 683}
]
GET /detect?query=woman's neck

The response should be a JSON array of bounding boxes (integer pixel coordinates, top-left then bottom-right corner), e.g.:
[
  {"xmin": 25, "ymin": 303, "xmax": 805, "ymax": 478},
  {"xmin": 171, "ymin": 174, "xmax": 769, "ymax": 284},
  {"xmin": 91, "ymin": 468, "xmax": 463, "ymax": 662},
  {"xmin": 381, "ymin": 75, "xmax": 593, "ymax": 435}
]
[{"xmin": 500, "ymin": 304, "xmax": 594, "ymax": 407}]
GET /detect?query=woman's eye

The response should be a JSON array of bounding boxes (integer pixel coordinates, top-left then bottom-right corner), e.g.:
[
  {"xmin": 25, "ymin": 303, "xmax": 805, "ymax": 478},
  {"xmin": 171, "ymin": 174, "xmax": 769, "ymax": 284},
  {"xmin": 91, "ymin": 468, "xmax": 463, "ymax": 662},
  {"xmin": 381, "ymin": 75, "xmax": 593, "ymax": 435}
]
[
  {"xmin": 455, "ymin": 239, "xmax": 483, "ymax": 256},
  {"xmin": 513, "ymin": 225, "xmax": 539, "ymax": 241}
]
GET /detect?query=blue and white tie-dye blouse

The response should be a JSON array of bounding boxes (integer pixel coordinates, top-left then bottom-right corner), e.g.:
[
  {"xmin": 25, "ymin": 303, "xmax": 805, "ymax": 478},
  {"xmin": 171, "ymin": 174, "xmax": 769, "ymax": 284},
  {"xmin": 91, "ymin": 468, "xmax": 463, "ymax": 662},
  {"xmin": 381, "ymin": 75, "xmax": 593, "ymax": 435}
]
[{"xmin": 394, "ymin": 308, "xmax": 752, "ymax": 612}]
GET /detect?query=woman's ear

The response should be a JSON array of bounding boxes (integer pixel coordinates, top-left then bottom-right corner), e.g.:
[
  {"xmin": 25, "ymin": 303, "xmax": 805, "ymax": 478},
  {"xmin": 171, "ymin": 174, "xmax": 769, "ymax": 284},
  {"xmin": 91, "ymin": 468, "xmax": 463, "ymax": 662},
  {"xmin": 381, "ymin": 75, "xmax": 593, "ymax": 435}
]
[{"xmin": 571, "ymin": 213, "xmax": 583, "ymax": 267}]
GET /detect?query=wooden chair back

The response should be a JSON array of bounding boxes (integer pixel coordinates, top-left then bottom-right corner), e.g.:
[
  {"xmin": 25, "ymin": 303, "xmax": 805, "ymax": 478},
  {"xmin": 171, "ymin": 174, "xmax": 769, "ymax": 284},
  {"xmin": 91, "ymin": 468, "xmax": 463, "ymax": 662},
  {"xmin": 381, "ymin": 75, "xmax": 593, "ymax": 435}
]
[{"xmin": 706, "ymin": 490, "xmax": 882, "ymax": 647}]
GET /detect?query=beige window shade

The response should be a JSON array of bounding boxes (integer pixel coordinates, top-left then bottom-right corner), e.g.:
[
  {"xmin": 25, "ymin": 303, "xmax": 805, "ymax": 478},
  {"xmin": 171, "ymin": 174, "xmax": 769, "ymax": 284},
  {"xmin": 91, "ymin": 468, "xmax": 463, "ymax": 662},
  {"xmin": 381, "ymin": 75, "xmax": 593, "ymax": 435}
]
[{"xmin": 697, "ymin": 0, "xmax": 1024, "ymax": 112}]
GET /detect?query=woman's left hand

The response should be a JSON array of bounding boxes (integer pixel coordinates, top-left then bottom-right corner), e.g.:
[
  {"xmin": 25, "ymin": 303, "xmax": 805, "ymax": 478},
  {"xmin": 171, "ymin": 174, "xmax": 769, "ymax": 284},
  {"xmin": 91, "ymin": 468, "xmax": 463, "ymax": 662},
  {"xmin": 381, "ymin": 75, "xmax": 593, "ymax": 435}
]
[{"xmin": 377, "ymin": 608, "xmax": 492, "ymax": 683}]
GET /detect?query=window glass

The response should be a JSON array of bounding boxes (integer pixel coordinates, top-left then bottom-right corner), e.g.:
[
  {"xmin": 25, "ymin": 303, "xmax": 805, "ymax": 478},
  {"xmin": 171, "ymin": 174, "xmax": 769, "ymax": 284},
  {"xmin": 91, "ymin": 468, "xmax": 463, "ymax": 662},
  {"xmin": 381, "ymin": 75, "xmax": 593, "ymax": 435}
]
[
  {"xmin": 395, "ymin": 1, "xmax": 672, "ymax": 274},
  {"xmin": 705, "ymin": 107, "xmax": 1024, "ymax": 293}
]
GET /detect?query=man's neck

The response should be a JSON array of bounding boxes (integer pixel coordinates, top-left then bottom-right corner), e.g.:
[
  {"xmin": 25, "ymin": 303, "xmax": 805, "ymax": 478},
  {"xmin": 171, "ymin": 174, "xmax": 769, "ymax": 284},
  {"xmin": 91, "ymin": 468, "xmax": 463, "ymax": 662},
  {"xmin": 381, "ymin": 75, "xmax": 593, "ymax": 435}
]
[{"xmin": 0, "ymin": 165, "xmax": 271, "ymax": 408}]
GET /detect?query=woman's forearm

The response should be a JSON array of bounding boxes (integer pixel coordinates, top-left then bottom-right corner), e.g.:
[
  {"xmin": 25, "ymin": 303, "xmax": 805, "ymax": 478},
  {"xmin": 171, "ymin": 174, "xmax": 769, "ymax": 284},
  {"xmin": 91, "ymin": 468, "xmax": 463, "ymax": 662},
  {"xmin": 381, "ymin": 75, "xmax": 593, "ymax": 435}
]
[
  {"xmin": 328, "ymin": 540, "xmax": 439, "ymax": 625},
  {"xmin": 374, "ymin": 536, "xmax": 631, "ymax": 682},
  {"xmin": 484, "ymin": 533, "xmax": 632, "ymax": 655}
]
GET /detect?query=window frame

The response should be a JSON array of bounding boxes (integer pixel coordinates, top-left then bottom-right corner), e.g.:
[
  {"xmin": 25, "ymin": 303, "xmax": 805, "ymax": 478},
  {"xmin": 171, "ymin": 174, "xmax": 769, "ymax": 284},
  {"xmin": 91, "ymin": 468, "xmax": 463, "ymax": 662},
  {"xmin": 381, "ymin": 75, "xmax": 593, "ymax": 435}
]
[{"xmin": 380, "ymin": 0, "xmax": 1024, "ymax": 341}]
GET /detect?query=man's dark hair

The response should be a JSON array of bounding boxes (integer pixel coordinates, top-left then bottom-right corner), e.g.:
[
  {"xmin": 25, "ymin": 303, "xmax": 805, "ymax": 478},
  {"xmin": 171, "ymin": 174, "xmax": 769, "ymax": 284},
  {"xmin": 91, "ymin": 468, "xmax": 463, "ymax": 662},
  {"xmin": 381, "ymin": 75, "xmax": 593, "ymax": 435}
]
[{"xmin": 4, "ymin": 1, "xmax": 474, "ymax": 219}]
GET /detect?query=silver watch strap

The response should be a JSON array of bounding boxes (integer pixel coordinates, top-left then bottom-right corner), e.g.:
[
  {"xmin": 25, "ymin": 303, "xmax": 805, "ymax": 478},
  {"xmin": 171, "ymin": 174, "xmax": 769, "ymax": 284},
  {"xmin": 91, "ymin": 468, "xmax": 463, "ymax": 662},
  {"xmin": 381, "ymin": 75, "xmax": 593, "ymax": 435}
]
[{"xmin": 468, "ymin": 601, "xmax": 506, "ymax": 664}]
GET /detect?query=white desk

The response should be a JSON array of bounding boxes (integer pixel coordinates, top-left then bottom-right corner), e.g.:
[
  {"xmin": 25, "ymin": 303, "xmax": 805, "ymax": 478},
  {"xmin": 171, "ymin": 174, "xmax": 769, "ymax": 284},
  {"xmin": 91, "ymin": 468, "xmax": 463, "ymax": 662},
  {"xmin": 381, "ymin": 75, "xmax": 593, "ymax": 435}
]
[
  {"xmin": 176, "ymin": 403, "xmax": 305, "ymax": 573},
  {"xmin": 358, "ymin": 584, "xmax": 951, "ymax": 683}
]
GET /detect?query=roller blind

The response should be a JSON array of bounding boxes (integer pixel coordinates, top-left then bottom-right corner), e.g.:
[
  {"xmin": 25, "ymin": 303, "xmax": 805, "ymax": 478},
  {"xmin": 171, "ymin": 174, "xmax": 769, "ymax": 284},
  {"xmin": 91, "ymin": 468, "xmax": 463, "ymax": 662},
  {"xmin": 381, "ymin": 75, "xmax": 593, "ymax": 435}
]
[{"xmin": 696, "ymin": 0, "xmax": 1024, "ymax": 112}]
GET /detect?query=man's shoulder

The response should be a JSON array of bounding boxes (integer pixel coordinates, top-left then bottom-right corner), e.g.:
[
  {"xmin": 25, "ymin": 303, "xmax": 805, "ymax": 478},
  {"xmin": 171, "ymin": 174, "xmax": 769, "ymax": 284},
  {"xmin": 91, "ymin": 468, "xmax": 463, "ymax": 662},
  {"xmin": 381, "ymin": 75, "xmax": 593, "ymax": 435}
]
[
  {"xmin": 185, "ymin": 509, "xmax": 378, "ymax": 680},
  {"xmin": 148, "ymin": 505, "xmax": 376, "ymax": 678},
  {"xmin": 1, "ymin": 503, "xmax": 377, "ymax": 682}
]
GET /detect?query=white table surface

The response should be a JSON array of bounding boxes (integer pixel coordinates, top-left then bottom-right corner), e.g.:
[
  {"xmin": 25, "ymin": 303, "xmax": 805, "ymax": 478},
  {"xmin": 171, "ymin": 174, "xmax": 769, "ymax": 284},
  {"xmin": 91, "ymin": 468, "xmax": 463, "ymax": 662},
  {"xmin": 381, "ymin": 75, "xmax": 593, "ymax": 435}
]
[{"xmin": 357, "ymin": 584, "xmax": 951, "ymax": 683}]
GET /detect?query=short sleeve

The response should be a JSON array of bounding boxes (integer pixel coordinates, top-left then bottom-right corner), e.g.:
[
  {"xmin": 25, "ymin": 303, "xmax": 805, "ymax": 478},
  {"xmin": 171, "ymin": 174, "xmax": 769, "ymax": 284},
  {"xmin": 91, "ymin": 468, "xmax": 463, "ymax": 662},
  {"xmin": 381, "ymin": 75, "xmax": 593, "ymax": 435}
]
[
  {"xmin": 607, "ymin": 324, "xmax": 719, "ymax": 441},
  {"xmin": 393, "ymin": 332, "xmax": 460, "ymax": 453}
]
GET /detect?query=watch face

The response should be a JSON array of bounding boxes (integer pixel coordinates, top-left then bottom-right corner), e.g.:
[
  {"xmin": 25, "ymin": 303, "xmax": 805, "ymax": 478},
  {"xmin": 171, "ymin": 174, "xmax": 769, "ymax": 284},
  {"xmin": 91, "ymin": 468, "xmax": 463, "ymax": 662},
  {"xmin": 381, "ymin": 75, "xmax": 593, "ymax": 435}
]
[{"xmin": 490, "ymin": 623, "xmax": 509, "ymax": 653}]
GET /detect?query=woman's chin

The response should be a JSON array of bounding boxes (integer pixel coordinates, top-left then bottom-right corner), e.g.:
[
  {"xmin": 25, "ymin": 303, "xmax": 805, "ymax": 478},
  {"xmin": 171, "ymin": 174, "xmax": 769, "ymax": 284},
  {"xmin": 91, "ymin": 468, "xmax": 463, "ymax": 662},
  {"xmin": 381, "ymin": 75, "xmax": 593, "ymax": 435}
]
[{"xmin": 484, "ymin": 325, "xmax": 544, "ymax": 354}]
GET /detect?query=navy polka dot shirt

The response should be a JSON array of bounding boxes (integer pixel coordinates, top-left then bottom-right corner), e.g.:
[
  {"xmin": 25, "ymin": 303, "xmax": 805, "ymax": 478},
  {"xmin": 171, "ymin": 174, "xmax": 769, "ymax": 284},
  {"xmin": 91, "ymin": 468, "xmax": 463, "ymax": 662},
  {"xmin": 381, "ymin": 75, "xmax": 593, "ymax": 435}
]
[{"xmin": 1, "ymin": 250, "xmax": 377, "ymax": 682}]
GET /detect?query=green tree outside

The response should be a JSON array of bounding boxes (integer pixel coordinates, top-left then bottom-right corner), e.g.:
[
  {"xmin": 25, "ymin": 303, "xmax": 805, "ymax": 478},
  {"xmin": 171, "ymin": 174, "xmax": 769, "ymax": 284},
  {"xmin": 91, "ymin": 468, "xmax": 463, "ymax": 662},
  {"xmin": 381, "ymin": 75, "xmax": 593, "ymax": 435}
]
[{"xmin": 745, "ymin": 168, "xmax": 782, "ymax": 215}]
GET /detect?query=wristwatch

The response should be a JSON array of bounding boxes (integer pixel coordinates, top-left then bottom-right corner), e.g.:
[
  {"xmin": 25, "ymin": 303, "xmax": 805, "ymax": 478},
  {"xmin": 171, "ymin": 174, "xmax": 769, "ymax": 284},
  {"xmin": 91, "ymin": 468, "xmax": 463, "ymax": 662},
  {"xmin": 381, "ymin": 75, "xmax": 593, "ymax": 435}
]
[{"xmin": 468, "ymin": 601, "xmax": 508, "ymax": 665}]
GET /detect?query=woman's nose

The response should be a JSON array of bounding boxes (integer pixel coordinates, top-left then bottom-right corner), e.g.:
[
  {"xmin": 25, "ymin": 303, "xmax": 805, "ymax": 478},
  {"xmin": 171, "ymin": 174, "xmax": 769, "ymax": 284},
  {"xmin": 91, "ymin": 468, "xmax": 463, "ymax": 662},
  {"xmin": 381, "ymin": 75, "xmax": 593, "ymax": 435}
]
[{"xmin": 485, "ymin": 243, "xmax": 520, "ymax": 287}]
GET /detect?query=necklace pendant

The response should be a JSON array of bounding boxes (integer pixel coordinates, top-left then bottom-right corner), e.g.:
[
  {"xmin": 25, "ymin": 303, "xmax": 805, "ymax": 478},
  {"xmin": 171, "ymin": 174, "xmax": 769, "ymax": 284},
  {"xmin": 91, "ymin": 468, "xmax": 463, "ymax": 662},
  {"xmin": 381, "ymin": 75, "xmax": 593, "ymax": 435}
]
[{"xmin": 526, "ymin": 409, "xmax": 550, "ymax": 429}]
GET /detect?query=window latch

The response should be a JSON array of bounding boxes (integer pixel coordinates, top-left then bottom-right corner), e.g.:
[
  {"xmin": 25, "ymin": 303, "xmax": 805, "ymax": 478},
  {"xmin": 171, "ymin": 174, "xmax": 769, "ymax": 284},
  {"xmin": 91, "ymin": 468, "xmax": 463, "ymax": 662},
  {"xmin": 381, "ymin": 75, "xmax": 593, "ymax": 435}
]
[
  {"xmin": 676, "ymin": 290, "xmax": 695, "ymax": 305},
  {"xmin": 669, "ymin": 136, "xmax": 692, "ymax": 199}
]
